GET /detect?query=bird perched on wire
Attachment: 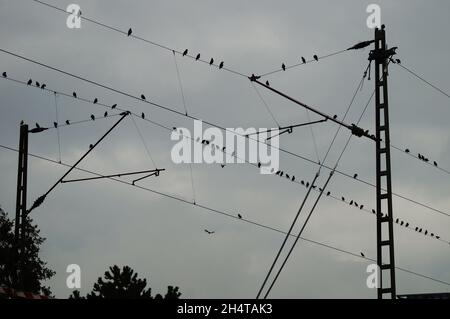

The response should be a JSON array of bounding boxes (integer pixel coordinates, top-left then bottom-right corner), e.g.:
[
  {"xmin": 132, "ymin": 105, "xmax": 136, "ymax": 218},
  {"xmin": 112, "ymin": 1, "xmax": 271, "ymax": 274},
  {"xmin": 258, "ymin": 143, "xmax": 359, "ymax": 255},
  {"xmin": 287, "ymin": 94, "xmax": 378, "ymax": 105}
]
[
  {"xmin": 353, "ymin": 173, "xmax": 358, "ymax": 179},
  {"xmin": 20, "ymin": 120, "xmax": 24, "ymax": 125},
  {"xmin": 405, "ymin": 149, "xmax": 410, "ymax": 153},
  {"xmin": 65, "ymin": 120, "xmax": 70, "ymax": 125},
  {"xmin": 93, "ymin": 98, "xmax": 98, "ymax": 104},
  {"xmin": 313, "ymin": 55, "xmax": 319, "ymax": 61},
  {"xmin": 204, "ymin": 229, "xmax": 215, "ymax": 235},
  {"xmin": 265, "ymin": 80, "xmax": 270, "ymax": 86},
  {"xmin": 282, "ymin": 63, "xmax": 286, "ymax": 71},
  {"xmin": 141, "ymin": 94, "xmax": 146, "ymax": 100},
  {"xmin": 2, "ymin": 72, "xmax": 6, "ymax": 78},
  {"xmin": 195, "ymin": 53, "xmax": 201, "ymax": 61},
  {"xmin": 326, "ymin": 191, "xmax": 331, "ymax": 196},
  {"xmin": 238, "ymin": 213, "xmax": 242, "ymax": 219},
  {"xmin": 111, "ymin": 104, "xmax": 117, "ymax": 109},
  {"xmin": 73, "ymin": 92, "xmax": 77, "ymax": 98},
  {"xmin": 127, "ymin": 28, "xmax": 132, "ymax": 36},
  {"xmin": 53, "ymin": 122, "xmax": 58, "ymax": 128},
  {"xmin": 209, "ymin": 58, "xmax": 214, "ymax": 65},
  {"xmin": 433, "ymin": 161, "xmax": 438, "ymax": 167},
  {"xmin": 27, "ymin": 79, "xmax": 32, "ymax": 85},
  {"xmin": 41, "ymin": 83, "xmax": 46, "ymax": 89},
  {"xmin": 141, "ymin": 112, "xmax": 145, "ymax": 119},
  {"xmin": 342, "ymin": 197, "xmax": 345, "ymax": 201},
  {"xmin": 333, "ymin": 115, "xmax": 338, "ymax": 120},
  {"xmin": 291, "ymin": 176, "xmax": 295, "ymax": 182},
  {"xmin": 182, "ymin": 49, "xmax": 188, "ymax": 56},
  {"xmin": 301, "ymin": 57, "xmax": 306, "ymax": 64},
  {"xmin": 104, "ymin": 111, "xmax": 108, "ymax": 117},
  {"xmin": 219, "ymin": 61, "xmax": 224, "ymax": 69},
  {"xmin": 35, "ymin": 81, "xmax": 40, "ymax": 87},
  {"xmin": 405, "ymin": 223, "xmax": 409, "ymax": 227},
  {"xmin": 350, "ymin": 200, "xmax": 353, "ymax": 205},
  {"xmin": 89, "ymin": 144, "xmax": 93, "ymax": 149},
  {"xmin": 360, "ymin": 252, "xmax": 365, "ymax": 257},
  {"xmin": 90, "ymin": 114, "xmax": 95, "ymax": 121}
]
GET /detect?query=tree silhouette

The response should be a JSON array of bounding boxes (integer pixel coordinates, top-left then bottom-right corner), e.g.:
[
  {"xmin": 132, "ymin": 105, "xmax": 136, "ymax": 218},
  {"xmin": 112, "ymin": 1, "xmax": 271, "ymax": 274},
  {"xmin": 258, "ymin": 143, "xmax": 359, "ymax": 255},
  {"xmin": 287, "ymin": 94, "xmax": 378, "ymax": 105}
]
[
  {"xmin": 0, "ymin": 206, "xmax": 54, "ymax": 296},
  {"xmin": 69, "ymin": 265, "xmax": 182, "ymax": 299}
]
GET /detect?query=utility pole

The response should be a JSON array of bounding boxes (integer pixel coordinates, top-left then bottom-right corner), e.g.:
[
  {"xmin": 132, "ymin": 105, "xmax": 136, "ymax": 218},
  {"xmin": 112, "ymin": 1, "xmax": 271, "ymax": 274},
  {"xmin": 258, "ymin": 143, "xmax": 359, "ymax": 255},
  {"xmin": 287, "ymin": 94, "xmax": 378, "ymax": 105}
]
[
  {"xmin": 14, "ymin": 124, "xmax": 29, "ymax": 288},
  {"xmin": 369, "ymin": 25, "xmax": 397, "ymax": 299}
]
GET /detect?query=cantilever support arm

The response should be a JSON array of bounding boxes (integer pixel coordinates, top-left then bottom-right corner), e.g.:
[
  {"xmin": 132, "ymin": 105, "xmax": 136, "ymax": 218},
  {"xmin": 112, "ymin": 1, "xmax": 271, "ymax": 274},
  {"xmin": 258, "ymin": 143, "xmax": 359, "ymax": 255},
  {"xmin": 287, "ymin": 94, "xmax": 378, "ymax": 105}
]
[
  {"xmin": 27, "ymin": 111, "xmax": 131, "ymax": 214},
  {"xmin": 249, "ymin": 76, "xmax": 376, "ymax": 141},
  {"xmin": 61, "ymin": 168, "xmax": 165, "ymax": 184}
]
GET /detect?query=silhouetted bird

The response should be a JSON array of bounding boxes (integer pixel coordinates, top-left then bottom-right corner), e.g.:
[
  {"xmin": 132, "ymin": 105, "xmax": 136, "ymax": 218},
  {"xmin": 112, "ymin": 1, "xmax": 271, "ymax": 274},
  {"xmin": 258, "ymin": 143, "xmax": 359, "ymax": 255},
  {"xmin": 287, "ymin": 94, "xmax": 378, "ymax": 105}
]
[
  {"xmin": 209, "ymin": 58, "xmax": 214, "ymax": 65},
  {"xmin": 360, "ymin": 205, "xmax": 364, "ymax": 210},
  {"xmin": 301, "ymin": 180, "xmax": 305, "ymax": 185},
  {"xmin": 372, "ymin": 209, "xmax": 376, "ymax": 214},
  {"xmin": 221, "ymin": 164, "xmax": 225, "ymax": 168},
  {"xmin": 395, "ymin": 218, "xmax": 399, "ymax": 224},
  {"xmin": 257, "ymin": 162, "xmax": 261, "ymax": 168},
  {"xmin": 53, "ymin": 122, "xmax": 58, "ymax": 128},
  {"xmin": 65, "ymin": 120, "xmax": 70, "ymax": 125},
  {"xmin": 111, "ymin": 104, "xmax": 117, "ymax": 109},
  {"xmin": 73, "ymin": 92, "xmax": 77, "ymax": 98},
  {"xmin": 93, "ymin": 98, "xmax": 98, "ymax": 104},
  {"xmin": 182, "ymin": 49, "xmax": 188, "ymax": 56},
  {"xmin": 430, "ymin": 233, "xmax": 434, "ymax": 237},
  {"xmin": 342, "ymin": 197, "xmax": 345, "ymax": 201},
  {"xmin": 326, "ymin": 191, "xmax": 331, "ymax": 196},
  {"xmin": 333, "ymin": 115, "xmax": 337, "ymax": 119},
  {"xmin": 127, "ymin": 28, "xmax": 132, "ymax": 36},
  {"xmin": 419, "ymin": 228, "xmax": 422, "ymax": 233},
  {"xmin": 305, "ymin": 182, "xmax": 310, "ymax": 188},
  {"xmin": 282, "ymin": 63, "xmax": 286, "ymax": 71},
  {"xmin": 238, "ymin": 214, "xmax": 242, "ymax": 219},
  {"xmin": 415, "ymin": 227, "xmax": 418, "ymax": 231},
  {"xmin": 353, "ymin": 173, "xmax": 358, "ymax": 179},
  {"xmin": 140, "ymin": 112, "xmax": 145, "ymax": 119},
  {"xmin": 204, "ymin": 229, "xmax": 215, "ymax": 234},
  {"xmin": 219, "ymin": 61, "xmax": 224, "ymax": 69},
  {"xmin": 354, "ymin": 202, "xmax": 358, "ymax": 207},
  {"xmin": 90, "ymin": 114, "xmax": 95, "ymax": 121},
  {"xmin": 291, "ymin": 176, "xmax": 295, "ymax": 182},
  {"xmin": 104, "ymin": 111, "xmax": 108, "ymax": 117},
  {"xmin": 313, "ymin": 55, "xmax": 318, "ymax": 61},
  {"xmin": 141, "ymin": 94, "xmax": 146, "ymax": 100},
  {"xmin": 20, "ymin": 120, "xmax": 24, "ymax": 125},
  {"xmin": 400, "ymin": 221, "xmax": 404, "ymax": 226},
  {"xmin": 436, "ymin": 236, "xmax": 440, "ymax": 239},
  {"xmin": 195, "ymin": 53, "xmax": 201, "ymax": 60},
  {"xmin": 424, "ymin": 230, "xmax": 428, "ymax": 235},
  {"xmin": 27, "ymin": 79, "xmax": 32, "ymax": 85},
  {"xmin": 301, "ymin": 57, "xmax": 306, "ymax": 64},
  {"xmin": 405, "ymin": 149, "xmax": 410, "ymax": 153},
  {"xmin": 2, "ymin": 72, "xmax": 6, "ymax": 78},
  {"xmin": 41, "ymin": 84, "xmax": 46, "ymax": 89},
  {"xmin": 89, "ymin": 144, "xmax": 93, "ymax": 149},
  {"xmin": 350, "ymin": 200, "xmax": 353, "ymax": 205},
  {"xmin": 433, "ymin": 161, "xmax": 438, "ymax": 167},
  {"xmin": 280, "ymin": 171, "xmax": 284, "ymax": 177},
  {"xmin": 360, "ymin": 252, "xmax": 365, "ymax": 257},
  {"xmin": 396, "ymin": 59, "xmax": 401, "ymax": 64},
  {"xmin": 266, "ymin": 80, "xmax": 270, "ymax": 86},
  {"xmin": 405, "ymin": 223, "xmax": 409, "ymax": 227},
  {"xmin": 276, "ymin": 171, "xmax": 281, "ymax": 176},
  {"xmin": 286, "ymin": 174, "xmax": 290, "ymax": 179},
  {"xmin": 35, "ymin": 81, "xmax": 40, "ymax": 87}
]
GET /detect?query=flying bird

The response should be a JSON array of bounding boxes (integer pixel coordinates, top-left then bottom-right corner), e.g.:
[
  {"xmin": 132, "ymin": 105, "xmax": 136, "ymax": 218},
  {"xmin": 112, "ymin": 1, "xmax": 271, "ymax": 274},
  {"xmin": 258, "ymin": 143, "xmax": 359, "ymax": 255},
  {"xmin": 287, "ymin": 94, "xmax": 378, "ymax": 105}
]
[
  {"xmin": 93, "ymin": 98, "xmax": 98, "ymax": 104},
  {"xmin": 27, "ymin": 79, "xmax": 32, "ymax": 85},
  {"xmin": 209, "ymin": 58, "xmax": 214, "ymax": 65},
  {"xmin": 313, "ymin": 55, "xmax": 319, "ymax": 61},
  {"xmin": 141, "ymin": 94, "xmax": 146, "ymax": 100},
  {"xmin": 127, "ymin": 28, "xmax": 132, "ymax": 36},
  {"xmin": 204, "ymin": 229, "xmax": 215, "ymax": 235},
  {"xmin": 195, "ymin": 53, "xmax": 201, "ymax": 60},
  {"xmin": 281, "ymin": 63, "xmax": 286, "ymax": 71},
  {"xmin": 90, "ymin": 114, "xmax": 95, "ymax": 121},
  {"xmin": 141, "ymin": 112, "xmax": 145, "ymax": 119},
  {"xmin": 111, "ymin": 104, "xmax": 117, "ymax": 109},
  {"xmin": 182, "ymin": 49, "xmax": 188, "ymax": 56},
  {"xmin": 219, "ymin": 61, "xmax": 224, "ymax": 69},
  {"xmin": 2, "ymin": 72, "xmax": 6, "ymax": 78},
  {"xmin": 301, "ymin": 57, "xmax": 306, "ymax": 64}
]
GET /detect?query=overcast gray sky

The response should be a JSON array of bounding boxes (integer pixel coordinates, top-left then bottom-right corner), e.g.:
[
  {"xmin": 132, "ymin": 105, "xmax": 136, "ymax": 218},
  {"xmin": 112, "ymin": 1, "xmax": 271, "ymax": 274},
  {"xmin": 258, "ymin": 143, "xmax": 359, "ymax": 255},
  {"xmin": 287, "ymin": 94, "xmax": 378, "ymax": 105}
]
[{"xmin": 0, "ymin": 0, "xmax": 449, "ymax": 298}]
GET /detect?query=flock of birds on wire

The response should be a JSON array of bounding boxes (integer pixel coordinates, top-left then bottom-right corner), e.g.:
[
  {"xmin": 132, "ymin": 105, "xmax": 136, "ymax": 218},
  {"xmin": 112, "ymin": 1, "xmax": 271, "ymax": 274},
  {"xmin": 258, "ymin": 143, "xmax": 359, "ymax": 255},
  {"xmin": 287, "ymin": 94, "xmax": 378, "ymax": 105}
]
[{"xmin": 1, "ymin": 62, "xmax": 445, "ymax": 244}]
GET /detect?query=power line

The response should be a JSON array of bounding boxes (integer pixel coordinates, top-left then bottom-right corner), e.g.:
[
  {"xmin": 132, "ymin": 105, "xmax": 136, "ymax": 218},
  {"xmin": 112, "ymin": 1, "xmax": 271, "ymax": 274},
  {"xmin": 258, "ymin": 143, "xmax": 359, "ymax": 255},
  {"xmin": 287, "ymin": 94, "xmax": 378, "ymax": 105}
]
[
  {"xmin": 2, "ymin": 69, "xmax": 449, "ymax": 221},
  {"xmin": 31, "ymin": 0, "xmax": 248, "ymax": 78},
  {"xmin": 394, "ymin": 61, "xmax": 450, "ymax": 99},
  {"xmin": 1, "ymin": 143, "xmax": 449, "ymax": 288}
]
